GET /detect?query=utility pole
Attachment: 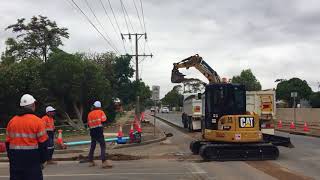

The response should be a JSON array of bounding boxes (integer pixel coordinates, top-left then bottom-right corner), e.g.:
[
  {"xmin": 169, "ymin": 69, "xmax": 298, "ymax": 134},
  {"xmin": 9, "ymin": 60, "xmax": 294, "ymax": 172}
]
[{"xmin": 121, "ymin": 33, "xmax": 153, "ymax": 120}]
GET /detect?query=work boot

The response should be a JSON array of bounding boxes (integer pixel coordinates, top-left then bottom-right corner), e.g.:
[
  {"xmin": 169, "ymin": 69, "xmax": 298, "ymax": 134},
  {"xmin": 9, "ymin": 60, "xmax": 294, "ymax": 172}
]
[
  {"xmin": 88, "ymin": 161, "xmax": 96, "ymax": 167},
  {"xmin": 47, "ymin": 160, "xmax": 58, "ymax": 165},
  {"xmin": 102, "ymin": 160, "xmax": 113, "ymax": 169}
]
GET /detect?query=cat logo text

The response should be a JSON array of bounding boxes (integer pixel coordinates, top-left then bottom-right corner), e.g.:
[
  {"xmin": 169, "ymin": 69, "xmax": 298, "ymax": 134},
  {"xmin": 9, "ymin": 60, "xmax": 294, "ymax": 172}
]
[{"xmin": 239, "ymin": 117, "xmax": 254, "ymax": 128}]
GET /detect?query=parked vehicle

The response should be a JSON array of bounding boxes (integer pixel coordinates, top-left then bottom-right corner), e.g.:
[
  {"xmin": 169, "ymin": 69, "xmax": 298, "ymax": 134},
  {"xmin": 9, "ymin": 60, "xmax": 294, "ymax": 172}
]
[
  {"xmin": 161, "ymin": 107, "xmax": 169, "ymax": 113},
  {"xmin": 181, "ymin": 94, "xmax": 202, "ymax": 131},
  {"xmin": 246, "ymin": 90, "xmax": 276, "ymax": 135},
  {"xmin": 150, "ymin": 107, "xmax": 155, "ymax": 112}
]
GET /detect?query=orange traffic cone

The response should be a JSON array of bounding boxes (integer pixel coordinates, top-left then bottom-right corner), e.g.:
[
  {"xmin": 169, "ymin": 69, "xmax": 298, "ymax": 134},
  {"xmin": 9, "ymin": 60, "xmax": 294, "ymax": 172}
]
[
  {"xmin": 303, "ymin": 122, "xmax": 310, "ymax": 132},
  {"xmin": 290, "ymin": 122, "xmax": 295, "ymax": 129},
  {"xmin": 141, "ymin": 112, "xmax": 145, "ymax": 122},
  {"xmin": 57, "ymin": 129, "xmax": 63, "ymax": 144},
  {"xmin": 56, "ymin": 129, "xmax": 66, "ymax": 149},
  {"xmin": 117, "ymin": 125, "xmax": 123, "ymax": 138},
  {"xmin": 277, "ymin": 120, "xmax": 283, "ymax": 129},
  {"xmin": 117, "ymin": 125, "xmax": 126, "ymax": 144},
  {"xmin": 129, "ymin": 123, "xmax": 134, "ymax": 143},
  {"xmin": 136, "ymin": 122, "xmax": 142, "ymax": 133}
]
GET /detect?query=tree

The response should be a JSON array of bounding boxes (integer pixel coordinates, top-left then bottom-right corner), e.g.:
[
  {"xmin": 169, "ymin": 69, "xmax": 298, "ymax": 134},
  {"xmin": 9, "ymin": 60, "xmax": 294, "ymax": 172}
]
[
  {"xmin": 41, "ymin": 50, "xmax": 111, "ymax": 127},
  {"xmin": 309, "ymin": 92, "xmax": 320, "ymax": 108},
  {"xmin": 162, "ymin": 88, "xmax": 184, "ymax": 108},
  {"xmin": 3, "ymin": 15, "xmax": 69, "ymax": 62},
  {"xmin": 276, "ymin": 78, "xmax": 312, "ymax": 107},
  {"xmin": 231, "ymin": 69, "xmax": 262, "ymax": 91},
  {"xmin": 182, "ymin": 78, "xmax": 205, "ymax": 93}
]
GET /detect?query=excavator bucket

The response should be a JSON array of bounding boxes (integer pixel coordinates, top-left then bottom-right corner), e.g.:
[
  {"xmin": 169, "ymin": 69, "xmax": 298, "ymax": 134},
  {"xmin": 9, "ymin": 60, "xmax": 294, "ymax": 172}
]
[{"xmin": 171, "ymin": 68, "xmax": 186, "ymax": 83}]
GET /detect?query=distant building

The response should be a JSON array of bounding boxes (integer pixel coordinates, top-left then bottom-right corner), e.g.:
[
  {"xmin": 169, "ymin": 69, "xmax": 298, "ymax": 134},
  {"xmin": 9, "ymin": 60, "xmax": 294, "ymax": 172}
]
[{"xmin": 152, "ymin": 85, "xmax": 160, "ymax": 101}]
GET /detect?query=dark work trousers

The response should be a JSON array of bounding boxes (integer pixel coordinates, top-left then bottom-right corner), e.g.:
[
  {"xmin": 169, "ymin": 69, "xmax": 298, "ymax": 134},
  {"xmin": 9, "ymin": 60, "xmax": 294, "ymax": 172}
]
[
  {"xmin": 47, "ymin": 131, "xmax": 55, "ymax": 161},
  {"xmin": 88, "ymin": 127, "xmax": 106, "ymax": 162},
  {"xmin": 9, "ymin": 150, "xmax": 44, "ymax": 180}
]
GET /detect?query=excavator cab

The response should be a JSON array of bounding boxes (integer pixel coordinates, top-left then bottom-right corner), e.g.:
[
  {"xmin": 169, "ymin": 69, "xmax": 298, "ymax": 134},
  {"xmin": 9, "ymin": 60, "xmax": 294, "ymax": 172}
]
[{"xmin": 204, "ymin": 83, "xmax": 246, "ymax": 131}]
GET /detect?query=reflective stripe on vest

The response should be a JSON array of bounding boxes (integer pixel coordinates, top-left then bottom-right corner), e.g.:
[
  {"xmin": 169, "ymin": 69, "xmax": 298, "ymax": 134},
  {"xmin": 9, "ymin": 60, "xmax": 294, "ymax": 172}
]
[
  {"xmin": 9, "ymin": 144, "xmax": 39, "ymax": 150},
  {"xmin": 46, "ymin": 128, "xmax": 54, "ymax": 131},
  {"xmin": 89, "ymin": 119, "xmax": 101, "ymax": 123},
  {"xmin": 7, "ymin": 132, "xmax": 37, "ymax": 139},
  {"xmin": 89, "ymin": 124, "xmax": 103, "ymax": 129},
  {"xmin": 48, "ymin": 146, "xmax": 54, "ymax": 149}
]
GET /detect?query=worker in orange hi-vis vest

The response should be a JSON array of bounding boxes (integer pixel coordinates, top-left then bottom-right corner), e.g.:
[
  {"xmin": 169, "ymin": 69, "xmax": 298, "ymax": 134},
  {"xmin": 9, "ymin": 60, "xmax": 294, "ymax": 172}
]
[
  {"xmin": 6, "ymin": 94, "xmax": 48, "ymax": 180},
  {"xmin": 42, "ymin": 106, "xmax": 57, "ymax": 165},
  {"xmin": 87, "ymin": 101, "xmax": 112, "ymax": 168}
]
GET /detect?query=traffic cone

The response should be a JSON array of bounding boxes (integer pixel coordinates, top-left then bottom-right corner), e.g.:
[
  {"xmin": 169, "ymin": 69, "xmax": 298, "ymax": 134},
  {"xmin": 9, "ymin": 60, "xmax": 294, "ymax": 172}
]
[
  {"xmin": 129, "ymin": 123, "xmax": 134, "ymax": 143},
  {"xmin": 290, "ymin": 122, "xmax": 295, "ymax": 129},
  {"xmin": 56, "ymin": 129, "xmax": 66, "ymax": 149},
  {"xmin": 140, "ymin": 112, "xmax": 145, "ymax": 122},
  {"xmin": 57, "ymin": 129, "xmax": 63, "ymax": 144},
  {"xmin": 117, "ymin": 125, "xmax": 126, "ymax": 144},
  {"xmin": 277, "ymin": 120, "xmax": 283, "ymax": 129},
  {"xmin": 303, "ymin": 122, "xmax": 310, "ymax": 132},
  {"xmin": 117, "ymin": 125, "xmax": 123, "ymax": 138}
]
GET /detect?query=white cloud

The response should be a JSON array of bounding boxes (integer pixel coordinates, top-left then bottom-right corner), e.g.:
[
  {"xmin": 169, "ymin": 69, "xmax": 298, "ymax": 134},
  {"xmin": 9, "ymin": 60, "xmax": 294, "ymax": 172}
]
[{"xmin": 1, "ymin": 0, "xmax": 320, "ymax": 98}]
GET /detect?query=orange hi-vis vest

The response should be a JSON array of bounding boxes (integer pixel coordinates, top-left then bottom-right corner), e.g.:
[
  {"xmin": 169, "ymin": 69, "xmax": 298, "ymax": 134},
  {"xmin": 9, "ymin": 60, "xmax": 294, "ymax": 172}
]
[
  {"xmin": 42, "ymin": 115, "xmax": 55, "ymax": 132},
  {"xmin": 87, "ymin": 109, "xmax": 107, "ymax": 129},
  {"xmin": 6, "ymin": 114, "xmax": 48, "ymax": 150}
]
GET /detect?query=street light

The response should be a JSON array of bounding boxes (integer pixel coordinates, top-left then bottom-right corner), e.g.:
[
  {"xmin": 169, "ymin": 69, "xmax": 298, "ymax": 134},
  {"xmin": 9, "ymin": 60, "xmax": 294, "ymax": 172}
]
[{"xmin": 291, "ymin": 92, "xmax": 298, "ymax": 126}]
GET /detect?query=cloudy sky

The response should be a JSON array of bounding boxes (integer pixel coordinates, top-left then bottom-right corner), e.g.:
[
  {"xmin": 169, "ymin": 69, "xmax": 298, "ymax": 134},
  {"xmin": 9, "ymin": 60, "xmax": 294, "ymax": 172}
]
[{"xmin": 1, "ymin": 0, "xmax": 320, "ymax": 97}]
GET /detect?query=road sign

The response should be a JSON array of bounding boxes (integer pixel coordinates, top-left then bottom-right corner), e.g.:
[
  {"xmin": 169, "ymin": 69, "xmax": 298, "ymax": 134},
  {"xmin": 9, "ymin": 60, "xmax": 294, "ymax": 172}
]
[{"xmin": 291, "ymin": 92, "xmax": 297, "ymax": 98}]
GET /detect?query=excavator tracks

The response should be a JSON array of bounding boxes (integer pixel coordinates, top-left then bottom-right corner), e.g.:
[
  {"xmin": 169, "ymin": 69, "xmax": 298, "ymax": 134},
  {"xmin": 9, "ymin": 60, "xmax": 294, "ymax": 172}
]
[{"xmin": 191, "ymin": 141, "xmax": 279, "ymax": 161}]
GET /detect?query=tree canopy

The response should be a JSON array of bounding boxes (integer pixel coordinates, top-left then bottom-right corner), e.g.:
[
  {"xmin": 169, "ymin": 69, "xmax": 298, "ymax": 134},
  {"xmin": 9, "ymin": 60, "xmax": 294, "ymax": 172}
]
[
  {"xmin": 0, "ymin": 16, "xmax": 151, "ymax": 127},
  {"xmin": 3, "ymin": 15, "xmax": 69, "ymax": 62},
  {"xmin": 276, "ymin": 78, "xmax": 312, "ymax": 107},
  {"xmin": 231, "ymin": 69, "xmax": 262, "ymax": 91}
]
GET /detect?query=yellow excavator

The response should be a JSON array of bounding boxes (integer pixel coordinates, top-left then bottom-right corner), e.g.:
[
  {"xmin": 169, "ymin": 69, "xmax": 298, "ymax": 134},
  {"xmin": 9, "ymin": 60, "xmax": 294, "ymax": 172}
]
[{"xmin": 172, "ymin": 54, "xmax": 293, "ymax": 161}]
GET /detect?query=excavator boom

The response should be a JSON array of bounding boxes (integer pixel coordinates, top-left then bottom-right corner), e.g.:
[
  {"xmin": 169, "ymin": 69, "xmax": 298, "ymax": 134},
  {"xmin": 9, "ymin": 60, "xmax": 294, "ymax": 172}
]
[{"xmin": 171, "ymin": 54, "xmax": 221, "ymax": 84}]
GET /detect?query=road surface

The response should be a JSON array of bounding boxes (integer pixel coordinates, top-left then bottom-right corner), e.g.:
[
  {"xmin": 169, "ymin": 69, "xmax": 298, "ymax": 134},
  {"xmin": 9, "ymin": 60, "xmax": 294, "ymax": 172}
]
[
  {"xmin": 0, "ymin": 112, "xmax": 317, "ymax": 179},
  {"xmin": 156, "ymin": 112, "xmax": 320, "ymax": 179}
]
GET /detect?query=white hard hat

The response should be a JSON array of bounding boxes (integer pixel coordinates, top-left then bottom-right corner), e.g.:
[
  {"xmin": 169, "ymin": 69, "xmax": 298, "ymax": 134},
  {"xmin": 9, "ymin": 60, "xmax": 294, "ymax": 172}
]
[
  {"xmin": 20, "ymin": 94, "xmax": 36, "ymax": 107},
  {"xmin": 46, "ymin": 106, "xmax": 56, "ymax": 113},
  {"xmin": 93, "ymin": 101, "xmax": 102, "ymax": 108}
]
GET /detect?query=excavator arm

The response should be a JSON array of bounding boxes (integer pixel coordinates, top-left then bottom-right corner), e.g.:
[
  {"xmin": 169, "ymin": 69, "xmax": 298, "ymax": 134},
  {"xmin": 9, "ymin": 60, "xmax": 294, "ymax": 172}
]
[{"xmin": 171, "ymin": 54, "xmax": 221, "ymax": 84}]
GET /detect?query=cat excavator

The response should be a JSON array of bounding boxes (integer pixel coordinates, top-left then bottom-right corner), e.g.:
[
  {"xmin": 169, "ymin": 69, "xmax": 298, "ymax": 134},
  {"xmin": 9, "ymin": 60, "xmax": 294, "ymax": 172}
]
[{"xmin": 171, "ymin": 54, "xmax": 293, "ymax": 161}]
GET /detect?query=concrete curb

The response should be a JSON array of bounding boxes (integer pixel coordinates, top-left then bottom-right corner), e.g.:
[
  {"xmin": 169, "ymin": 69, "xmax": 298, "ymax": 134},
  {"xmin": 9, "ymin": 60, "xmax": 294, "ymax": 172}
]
[{"xmin": 153, "ymin": 115, "xmax": 186, "ymax": 133}]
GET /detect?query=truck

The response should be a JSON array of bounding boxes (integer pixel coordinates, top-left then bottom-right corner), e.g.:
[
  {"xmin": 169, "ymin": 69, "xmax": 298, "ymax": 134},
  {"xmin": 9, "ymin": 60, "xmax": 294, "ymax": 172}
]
[
  {"xmin": 181, "ymin": 94, "xmax": 202, "ymax": 131},
  {"xmin": 246, "ymin": 90, "xmax": 276, "ymax": 135}
]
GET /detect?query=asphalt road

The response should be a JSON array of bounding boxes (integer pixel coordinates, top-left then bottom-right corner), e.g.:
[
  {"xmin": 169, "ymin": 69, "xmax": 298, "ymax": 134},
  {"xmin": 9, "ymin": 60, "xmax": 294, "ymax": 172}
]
[
  {"xmin": 156, "ymin": 112, "xmax": 320, "ymax": 179},
  {"xmin": 0, "ymin": 112, "xmax": 318, "ymax": 179}
]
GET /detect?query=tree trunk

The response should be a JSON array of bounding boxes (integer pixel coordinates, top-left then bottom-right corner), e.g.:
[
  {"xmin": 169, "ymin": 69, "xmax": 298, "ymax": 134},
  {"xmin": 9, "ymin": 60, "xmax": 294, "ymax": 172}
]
[{"xmin": 73, "ymin": 102, "xmax": 85, "ymax": 129}]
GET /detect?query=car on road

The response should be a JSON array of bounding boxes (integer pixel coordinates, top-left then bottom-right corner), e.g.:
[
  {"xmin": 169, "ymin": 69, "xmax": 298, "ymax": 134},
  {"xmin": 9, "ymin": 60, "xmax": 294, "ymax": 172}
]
[
  {"xmin": 161, "ymin": 107, "xmax": 169, "ymax": 113},
  {"xmin": 150, "ymin": 107, "xmax": 155, "ymax": 112}
]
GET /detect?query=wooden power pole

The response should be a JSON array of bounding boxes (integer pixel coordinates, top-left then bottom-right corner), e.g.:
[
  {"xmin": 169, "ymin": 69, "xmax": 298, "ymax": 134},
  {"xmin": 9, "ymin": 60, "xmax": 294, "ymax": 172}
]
[{"xmin": 121, "ymin": 33, "xmax": 153, "ymax": 119}]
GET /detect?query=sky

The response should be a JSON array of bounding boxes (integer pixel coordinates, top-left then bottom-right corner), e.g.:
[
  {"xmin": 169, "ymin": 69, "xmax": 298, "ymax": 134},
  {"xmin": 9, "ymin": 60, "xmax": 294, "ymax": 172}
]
[{"xmin": 1, "ymin": 0, "xmax": 320, "ymax": 98}]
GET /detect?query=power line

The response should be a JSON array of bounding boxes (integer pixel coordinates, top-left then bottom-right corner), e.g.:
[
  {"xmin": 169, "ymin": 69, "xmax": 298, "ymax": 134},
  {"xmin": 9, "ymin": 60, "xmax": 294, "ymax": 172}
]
[
  {"xmin": 132, "ymin": 0, "xmax": 144, "ymax": 32},
  {"xmin": 84, "ymin": 0, "xmax": 120, "ymax": 53},
  {"xmin": 106, "ymin": 0, "xmax": 131, "ymax": 54},
  {"xmin": 139, "ymin": 0, "xmax": 147, "ymax": 33},
  {"xmin": 119, "ymin": 0, "xmax": 131, "ymax": 34},
  {"xmin": 69, "ymin": 0, "xmax": 120, "ymax": 53},
  {"xmin": 99, "ymin": 0, "xmax": 127, "ymax": 53},
  {"xmin": 120, "ymin": 0, "xmax": 136, "ymax": 32}
]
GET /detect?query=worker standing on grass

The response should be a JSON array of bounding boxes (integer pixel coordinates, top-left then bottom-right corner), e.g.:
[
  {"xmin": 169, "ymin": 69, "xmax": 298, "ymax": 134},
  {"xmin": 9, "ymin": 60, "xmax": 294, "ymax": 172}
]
[
  {"xmin": 87, "ymin": 101, "xmax": 112, "ymax": 168},
  {"xmin": 6, "ymin": 94, "xmax": 48, "ymax": 180},
  {"xmin": 42, "ymin": 106, "xmax": 57, "ymax": 165}
]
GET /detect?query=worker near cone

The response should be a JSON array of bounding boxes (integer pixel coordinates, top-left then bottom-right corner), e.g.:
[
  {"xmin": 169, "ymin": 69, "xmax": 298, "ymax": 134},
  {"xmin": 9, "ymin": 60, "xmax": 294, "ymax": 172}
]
[
  {"xmin": 42, "ymin": 106, "xmax": 57, "ymax": 165},
  {"xmin": 6, "ymin": 94, "xmax": 48, "ymax": 180},
  {"xmin": 87, "ymin": 101, "xmax": 112, "ymax": 168}
]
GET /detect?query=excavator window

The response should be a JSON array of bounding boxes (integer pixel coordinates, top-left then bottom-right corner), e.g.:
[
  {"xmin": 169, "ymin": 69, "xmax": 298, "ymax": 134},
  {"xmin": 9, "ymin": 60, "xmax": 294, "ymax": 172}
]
[{"xmin": 204, "ymin": 84, "xmax": 246, "ymax": 130}]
